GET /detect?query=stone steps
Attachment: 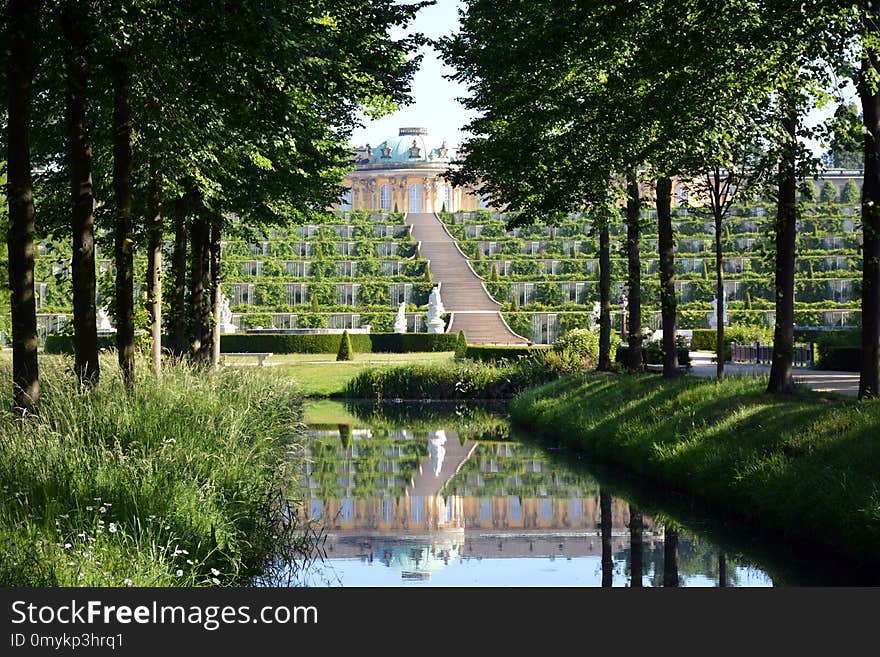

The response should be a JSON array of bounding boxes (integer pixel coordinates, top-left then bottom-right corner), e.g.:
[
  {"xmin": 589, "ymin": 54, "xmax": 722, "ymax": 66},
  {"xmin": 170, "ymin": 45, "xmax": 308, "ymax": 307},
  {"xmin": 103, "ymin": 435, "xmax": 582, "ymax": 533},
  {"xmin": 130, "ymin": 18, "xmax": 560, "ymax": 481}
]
[{"xmin": 406, "ymin": 212, "xmax": 530, "ymax": 345}]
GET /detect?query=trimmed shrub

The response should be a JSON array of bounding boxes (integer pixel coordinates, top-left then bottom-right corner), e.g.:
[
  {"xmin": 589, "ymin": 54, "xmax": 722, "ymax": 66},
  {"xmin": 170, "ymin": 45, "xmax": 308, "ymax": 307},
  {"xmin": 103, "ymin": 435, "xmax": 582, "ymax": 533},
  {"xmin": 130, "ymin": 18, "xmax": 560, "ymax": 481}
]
[
  {"xmin": 454, "ymin": 330, "xmax": 468, "ymax": 359},
  {"xmin": 465, "ymin": 344, "xmax": 551, "ymax": 362},
  {"xmin": 336, "ymin": 330, "xmax": 353, "ymax": 361},
  {"xmin": 218, "ymin": 332, "xmax": 458, "ymax": 354},
  {"xmin": 817, "ymin": 346, "xmax": 860, "ymax": 371},
  {"xmin": 45, "ymin": 335, "xmax": 116, "ymax": 354}
]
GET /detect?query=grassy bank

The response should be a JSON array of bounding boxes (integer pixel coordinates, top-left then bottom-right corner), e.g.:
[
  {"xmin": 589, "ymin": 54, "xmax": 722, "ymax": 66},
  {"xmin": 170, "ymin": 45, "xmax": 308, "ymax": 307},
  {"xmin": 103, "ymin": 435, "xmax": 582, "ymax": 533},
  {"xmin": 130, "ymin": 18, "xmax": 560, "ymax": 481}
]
[
  {"xmin": 0, "ymin": 358, "xmax": 308, "ymax": 586},
  {"xmin": 510, "ymin": 374, "xmax": 880, "ymax": 565}
]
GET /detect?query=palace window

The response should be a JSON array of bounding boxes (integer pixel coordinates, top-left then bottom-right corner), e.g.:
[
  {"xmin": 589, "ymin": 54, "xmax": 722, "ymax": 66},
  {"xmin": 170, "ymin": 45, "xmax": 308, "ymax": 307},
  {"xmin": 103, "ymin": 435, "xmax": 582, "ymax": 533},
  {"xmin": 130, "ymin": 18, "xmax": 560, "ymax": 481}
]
[
  {"xmin": 408, "ymin": 183, "xmax": 423, "ymax": 213},
  {"xmin": 380, "ymin": 184, "xmax": 391, "ymax": 210}
]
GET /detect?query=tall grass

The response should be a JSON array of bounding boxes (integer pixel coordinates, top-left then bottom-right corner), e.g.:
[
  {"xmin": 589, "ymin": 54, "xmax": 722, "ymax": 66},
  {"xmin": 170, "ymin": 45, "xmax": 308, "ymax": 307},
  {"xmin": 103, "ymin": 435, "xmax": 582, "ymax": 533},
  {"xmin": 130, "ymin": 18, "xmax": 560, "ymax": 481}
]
[
  {"xmin": 343, "ymin": 351, "xmax": 586, "ymax": 400},
  {"xmin": 0, "ymin": 357, "xmax": 310, "ymax": 586},
  {"xmin": 511, "ymin": 373, "xmax": 880, "ymax": 565}
]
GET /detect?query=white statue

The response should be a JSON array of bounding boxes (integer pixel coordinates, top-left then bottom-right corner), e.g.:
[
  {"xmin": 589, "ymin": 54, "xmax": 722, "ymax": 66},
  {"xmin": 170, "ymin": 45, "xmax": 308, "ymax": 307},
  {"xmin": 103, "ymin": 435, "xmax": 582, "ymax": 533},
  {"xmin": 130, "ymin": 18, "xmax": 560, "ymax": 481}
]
[
  {"xmin": 394, "ymin": 302, "xmax": 408, "ymax": 334},
  {"xmin": 709, "ymin": 291, "xmax": 729, "ymax": 329},
  {"xmin": 96, "ymin": 306, "xmax": 115, "ymax": 333},
  {"xmin": 590, "ymin": 301, "xmax": 601, "ymax": 328},
  {"xmin": 218, "ymin": 291, "xmax": 237, "ymax": 334},
  {"xmin": 426, "ymin": 286, "xmax": 445, "ymax": 334},
  {"xmin": 428, "ymin": 430, "xmax": 447, "ymax": 477}
]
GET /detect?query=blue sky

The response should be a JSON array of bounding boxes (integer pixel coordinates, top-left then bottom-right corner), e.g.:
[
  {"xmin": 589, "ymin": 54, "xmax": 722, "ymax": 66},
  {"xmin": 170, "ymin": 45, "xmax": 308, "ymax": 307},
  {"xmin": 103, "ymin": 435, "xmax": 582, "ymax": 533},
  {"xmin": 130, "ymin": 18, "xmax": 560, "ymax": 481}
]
[{"xmin": 350, "ymin": 0, "xmax": 474, "ymax": 148}]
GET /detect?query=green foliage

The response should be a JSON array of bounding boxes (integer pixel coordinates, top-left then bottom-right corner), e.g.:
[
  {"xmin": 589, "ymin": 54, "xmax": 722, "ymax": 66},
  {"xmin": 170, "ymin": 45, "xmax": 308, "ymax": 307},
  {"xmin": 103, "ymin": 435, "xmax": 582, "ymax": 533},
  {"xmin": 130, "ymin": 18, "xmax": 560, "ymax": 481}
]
[
  {"xmin": 465, "ymin": 345, "xmax": 550, "ymax": 362},
  {"xmin": 454, "ymin": 330, "xmax": 469, "ymax": 359},
  {"xmin": 511, "ymin": 374, "xmax": 880, "ymax": 565},
  {"xmin": 841, "ymin": 179, "xmax": 860, "ymax": 205},
  {"xmin": 0, "ymin": 359, "xmax": 308, "ymax": 586},
  {"xmin": 816, "ymin": 346, "xmax": 860, "ymax": 371},
  {"xmin": 216, "ymin": 332, "xmax": 457, "ymax": 355},
  {"xmin": 799, "ymin": 180, "xmax": 818, "ymax": 202},
  {"xmin": 552, "ymin": 327, "xmax": 602, "ymax": 367},
  {"xmin": 820, "ymin": 181, "xmax": 839, "ymax": 204},
  {"xmin": 336, "ymin": 330, "xmax": 354, "ymax": 361}
]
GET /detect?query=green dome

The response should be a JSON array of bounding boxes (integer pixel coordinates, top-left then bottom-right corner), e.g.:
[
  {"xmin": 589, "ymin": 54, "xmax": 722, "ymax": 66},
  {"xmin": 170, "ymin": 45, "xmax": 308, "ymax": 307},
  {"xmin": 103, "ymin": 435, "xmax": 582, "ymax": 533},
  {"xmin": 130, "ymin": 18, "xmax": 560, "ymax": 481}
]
[{"xmin": 369, "ymin": 128, "xmax": 456, "ymax": 165}]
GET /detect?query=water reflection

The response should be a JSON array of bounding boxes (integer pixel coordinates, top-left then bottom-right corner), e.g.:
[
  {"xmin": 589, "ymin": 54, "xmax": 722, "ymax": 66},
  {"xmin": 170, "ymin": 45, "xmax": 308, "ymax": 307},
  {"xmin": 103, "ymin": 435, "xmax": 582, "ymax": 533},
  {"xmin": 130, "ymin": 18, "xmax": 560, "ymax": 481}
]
[{"xmin": 288, "ymin": 400, "xmax": 861, "ymax": 587}]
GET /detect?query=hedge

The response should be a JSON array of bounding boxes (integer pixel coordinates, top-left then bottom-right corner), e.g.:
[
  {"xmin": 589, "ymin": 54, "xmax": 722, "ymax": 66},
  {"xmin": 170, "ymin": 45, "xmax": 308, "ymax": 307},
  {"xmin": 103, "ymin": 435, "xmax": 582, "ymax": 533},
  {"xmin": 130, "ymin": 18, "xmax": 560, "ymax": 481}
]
[
  {"xmin": 816, "ymin": 346, "xmax": 861, "ymax": 371},
  {"xmin": 615, "ymin": 344, "xmax": 691, "ymax": 367},
  {"xmin": 44, "ymin": 335, "xmax": 117, "ymax": 354},
  {"xmin": 465, "ymin": 344, "xmax": 551, "ymax": 362},
  {"xmin": 794, "ymin": 328, "xmax": 860, "ymax": 350}
]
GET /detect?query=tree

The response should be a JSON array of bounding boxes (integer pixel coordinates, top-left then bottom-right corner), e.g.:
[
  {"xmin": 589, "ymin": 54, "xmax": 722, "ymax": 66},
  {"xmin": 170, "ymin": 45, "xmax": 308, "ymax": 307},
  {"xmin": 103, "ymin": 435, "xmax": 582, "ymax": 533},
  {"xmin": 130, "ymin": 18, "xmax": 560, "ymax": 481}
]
[
  {"xmin": 454, "ymin": 329, "xmax": 468, "ymax": 358},
  {"xmin": 60, "ymin": 0, "xmax": 99, "ymax": 387},
  {"xmin": 800, "ymin": 179, "xmax": 819, "ymax": 201},
  {"xmin": 336, "ymin": 330, "xmax": 353, "ymax": 361},
  {"xmin": 858, "ymin": 0, "xmax": 880, "ymax": 399},
  {"xmin": 820, "ymin": 180, "xmax": 839, "ymax": 203},
  {"xmin": 4, "ymin": 0, "xmax": 40, "ymax": 413},
  {"xmin": 823, "ymin": 101, "xmax": 864, "ymax": 169},
  {"xmin": 841, "ymin": 178, "xmax": 860, "ymax": 204}
]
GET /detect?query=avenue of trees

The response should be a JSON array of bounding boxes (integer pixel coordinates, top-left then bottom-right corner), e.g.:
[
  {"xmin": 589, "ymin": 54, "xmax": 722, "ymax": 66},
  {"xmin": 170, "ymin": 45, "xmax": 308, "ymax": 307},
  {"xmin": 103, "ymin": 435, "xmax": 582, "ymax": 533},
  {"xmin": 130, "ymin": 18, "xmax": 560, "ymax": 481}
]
[
  {"xmin": 440, "ymin": 0, "xmax": 880, "ymax": 399},
  {"xmin": 3, "ymin": 0, "xmax": 428, "ymax": 413}
]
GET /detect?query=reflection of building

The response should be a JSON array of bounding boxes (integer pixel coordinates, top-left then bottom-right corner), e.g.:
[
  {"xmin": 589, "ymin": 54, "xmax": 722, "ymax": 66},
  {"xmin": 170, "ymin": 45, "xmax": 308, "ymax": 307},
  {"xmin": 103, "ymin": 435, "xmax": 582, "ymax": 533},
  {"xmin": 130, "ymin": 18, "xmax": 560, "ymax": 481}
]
[{"xmin": 338, "ymin": 127, "xmax": 487, "ymax": 212}]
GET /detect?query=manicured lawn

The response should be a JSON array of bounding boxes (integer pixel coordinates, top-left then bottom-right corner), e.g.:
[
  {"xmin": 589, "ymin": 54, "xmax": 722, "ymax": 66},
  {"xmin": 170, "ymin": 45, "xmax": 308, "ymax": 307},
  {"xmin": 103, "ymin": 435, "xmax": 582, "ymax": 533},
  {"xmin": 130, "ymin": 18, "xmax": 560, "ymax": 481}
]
[
  {"xmin": 269, "ymin": 351, "xmax": 455, "ymax": 397},
  {"xmin": 510, "ymin": 373, "xmax": 880, "ymax": 566}
]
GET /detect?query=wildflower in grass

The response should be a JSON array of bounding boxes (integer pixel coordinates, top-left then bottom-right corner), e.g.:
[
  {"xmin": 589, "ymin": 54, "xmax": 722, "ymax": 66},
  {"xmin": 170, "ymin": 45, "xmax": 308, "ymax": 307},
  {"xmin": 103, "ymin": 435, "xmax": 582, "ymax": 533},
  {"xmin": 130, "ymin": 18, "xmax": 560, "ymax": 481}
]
[
  {"xmin": 108, "ymin": 523, "xmax": 117, "ymax": 534},
  {"xmin": 176, "ymin": 570, "xmax": 183, "ymax": 577},
  {"xmin": 211, "ymin": 577, "xmax": 220, "ymax": 585},
  {"xmin": 124, "ymin": 579, "xmax": 133, "ymax": 586},
  {"xmin": 211, "ymin": 568, "xmax": 220, "ymax": 576}
]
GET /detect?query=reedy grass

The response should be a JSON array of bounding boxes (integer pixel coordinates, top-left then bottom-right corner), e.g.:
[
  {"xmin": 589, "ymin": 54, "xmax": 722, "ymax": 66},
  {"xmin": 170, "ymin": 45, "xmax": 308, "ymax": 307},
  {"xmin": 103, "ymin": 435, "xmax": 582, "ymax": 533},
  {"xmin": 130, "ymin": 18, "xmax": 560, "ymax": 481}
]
[
  {"xmin": 0, "ymin": 356, "xmax": 309, "ymax": 586},
  {"xmin": 510, "ymin": 373, "xmax": 880, "ymax": 565}
]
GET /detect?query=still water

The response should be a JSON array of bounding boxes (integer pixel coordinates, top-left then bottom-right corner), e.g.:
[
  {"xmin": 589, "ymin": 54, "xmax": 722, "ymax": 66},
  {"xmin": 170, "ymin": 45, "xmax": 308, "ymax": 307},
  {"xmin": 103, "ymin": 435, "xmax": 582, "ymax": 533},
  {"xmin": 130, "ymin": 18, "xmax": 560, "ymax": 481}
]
[{"xmin": 287, "ymin": 400, "xmax": 864, "ymax": 587}]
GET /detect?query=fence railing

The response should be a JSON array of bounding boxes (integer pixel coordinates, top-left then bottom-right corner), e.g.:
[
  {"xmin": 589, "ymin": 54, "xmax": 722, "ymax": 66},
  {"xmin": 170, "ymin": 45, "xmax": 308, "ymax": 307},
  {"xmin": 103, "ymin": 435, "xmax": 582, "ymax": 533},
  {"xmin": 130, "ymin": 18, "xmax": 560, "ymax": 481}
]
[{"xmin": 731, "ymin": 342, "xmax": 814, "ymax": 368}]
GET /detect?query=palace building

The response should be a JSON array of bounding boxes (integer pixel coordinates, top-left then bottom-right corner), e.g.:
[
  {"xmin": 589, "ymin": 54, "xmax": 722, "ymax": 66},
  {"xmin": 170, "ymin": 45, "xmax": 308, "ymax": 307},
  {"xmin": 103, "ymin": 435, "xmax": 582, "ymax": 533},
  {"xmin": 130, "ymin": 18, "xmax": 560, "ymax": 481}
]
[{"xmin": 339, "ymin": 127, "xmax": 488, "ymax": 213}]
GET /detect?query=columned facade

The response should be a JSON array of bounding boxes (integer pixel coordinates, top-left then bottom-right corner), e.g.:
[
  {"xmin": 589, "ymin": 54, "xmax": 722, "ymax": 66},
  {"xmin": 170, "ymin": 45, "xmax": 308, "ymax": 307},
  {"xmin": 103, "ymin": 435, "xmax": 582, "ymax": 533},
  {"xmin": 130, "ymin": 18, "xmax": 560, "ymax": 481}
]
[{"xmin": 338, "ymin": 127, "xmax": 487, "ymax": 213}]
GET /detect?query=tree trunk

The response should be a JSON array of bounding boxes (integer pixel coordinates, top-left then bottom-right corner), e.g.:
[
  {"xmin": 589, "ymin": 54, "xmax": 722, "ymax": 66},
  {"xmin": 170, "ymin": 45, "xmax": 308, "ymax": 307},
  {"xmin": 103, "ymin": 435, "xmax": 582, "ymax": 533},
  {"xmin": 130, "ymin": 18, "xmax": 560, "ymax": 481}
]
[
  {"xmin": 718, "ymin": 552, "xmax": 728, "ymax": 588},
  {"xmin": 600, "ymin": 489, "xmax": 613, "ymax": 587},
  {"xmin": 629, "ymin": 506, "xmax": 643, "ymax": 588},
  {"xmin": 210, "ymin": 220, "xmax": 222, "ymax": 369},
  {"xmin": 169, "ymin": 194, "xmax": 187, "ymax": 356},
  {"xmin": 859, "ymin": 13, "xmax": 880, "ymax": 399},
  {"xmin": 598, "ymin": 223, "xmax": 612, "ymax": 371},
  {"xmin": 767, "ymin": 111, "xmax": 798, "ymax": 394},
  {"xmin": 112, "ymin": 57, "xmax": 135, "ymax": 385},
  {"xmin": 5, "ymin": 0, "xmax": 40, "ymax": 414},
  {"xmin": 146, "ymin": 163, "xmax": 162, "ymax": 377},
  {"xmin": 657, "ymin": 176, "xmax": 679, "ymax": 377},
  {"xmin": 663, "ymin": 526, "xmax": 679, "ymax": 587},
  {"xmin": 62, "ymin": 0, "xmax": 99, "ymax": 388},
  {"xmin": 714, "ymin": 205, "xmax": 725, "ymax": 380},
  {"xmin": 625, "ymin": 171, "xmax": 643, "ymax": 371},
  {"xmin": 188, "ymin": 213, "xmax": 209, "ymax": 363}
]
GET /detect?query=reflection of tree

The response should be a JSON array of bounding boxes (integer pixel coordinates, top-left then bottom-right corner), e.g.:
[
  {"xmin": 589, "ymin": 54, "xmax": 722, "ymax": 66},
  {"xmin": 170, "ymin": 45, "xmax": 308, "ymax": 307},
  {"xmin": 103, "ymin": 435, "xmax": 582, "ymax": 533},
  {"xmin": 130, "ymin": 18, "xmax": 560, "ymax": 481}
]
[
  {"xmin": 446, "ymin": 443, "xmax": 599, "ymax": 499},
  {"xmin": 343, "ymin": 400, "xmax": 509, "ymax": 442},
  {"xmin": 719, "ymin": 553, "xmax": 728, "ymax": 588},
  {"xmin": 629, "ymin": 506, "xmax": 643, "ymax": 588},
  {"xmin": 600, "ymin": 489, "xmax": 613, "ymax": 587},
  {"xmin": 664, "ymin": 527, "xmax": 679, "ymax": 588}
]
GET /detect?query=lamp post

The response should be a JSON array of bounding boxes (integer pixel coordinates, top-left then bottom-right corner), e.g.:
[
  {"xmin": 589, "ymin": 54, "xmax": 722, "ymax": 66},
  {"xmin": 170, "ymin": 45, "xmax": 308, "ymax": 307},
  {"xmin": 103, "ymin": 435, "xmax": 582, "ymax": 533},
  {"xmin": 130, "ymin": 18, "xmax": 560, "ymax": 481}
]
[{"xmin": 619, "ymin": 293, "xmax": 628, "ymax": 341}]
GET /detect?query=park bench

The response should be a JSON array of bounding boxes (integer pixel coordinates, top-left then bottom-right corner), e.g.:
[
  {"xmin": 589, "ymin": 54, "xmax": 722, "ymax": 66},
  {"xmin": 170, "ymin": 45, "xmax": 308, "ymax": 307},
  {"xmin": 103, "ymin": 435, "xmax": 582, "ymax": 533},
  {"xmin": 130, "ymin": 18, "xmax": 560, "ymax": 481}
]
[{"xmin": 221, "ymin": 352, "xmax": 274, "ymax": 367}]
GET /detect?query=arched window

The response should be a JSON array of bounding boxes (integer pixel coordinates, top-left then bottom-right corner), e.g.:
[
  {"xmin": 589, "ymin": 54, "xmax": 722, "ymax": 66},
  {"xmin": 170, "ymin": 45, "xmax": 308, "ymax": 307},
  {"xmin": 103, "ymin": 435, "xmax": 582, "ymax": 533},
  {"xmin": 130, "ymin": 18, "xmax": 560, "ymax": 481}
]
[
  {"xmin": 408, "ymin": 183, "xmax": 423, "ymax": 213},
  {"xmin": 438, "ymin": 183, "xmax": 453, "ymax": 212},
  {"xmin": 380, "ymin": 184, "xmax": 391, "ymax": 210},
  {"xmin": 340, "ymin": 188, "xmax": 352, "ymax": 211}
]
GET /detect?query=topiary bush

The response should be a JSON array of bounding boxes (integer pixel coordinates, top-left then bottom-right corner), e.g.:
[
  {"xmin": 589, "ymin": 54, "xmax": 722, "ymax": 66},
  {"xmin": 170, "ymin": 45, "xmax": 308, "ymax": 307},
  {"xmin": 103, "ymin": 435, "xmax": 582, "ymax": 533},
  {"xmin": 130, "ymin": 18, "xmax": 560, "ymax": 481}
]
[
  {"xmin": 454, "ymin": 330, "xmax": 468, "ymax": 359},
  {"xmin": 336, "ymin": 330, "xmax": 353, "ymax": 361}
]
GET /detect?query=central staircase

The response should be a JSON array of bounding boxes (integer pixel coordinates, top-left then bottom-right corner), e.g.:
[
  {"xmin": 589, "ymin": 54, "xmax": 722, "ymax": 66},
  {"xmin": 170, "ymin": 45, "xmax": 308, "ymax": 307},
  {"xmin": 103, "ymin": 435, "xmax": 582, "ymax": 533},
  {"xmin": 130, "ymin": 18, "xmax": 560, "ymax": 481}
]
[{"xmin": 406, "ymin": 213, "xmax": 530, "ymax": 345}]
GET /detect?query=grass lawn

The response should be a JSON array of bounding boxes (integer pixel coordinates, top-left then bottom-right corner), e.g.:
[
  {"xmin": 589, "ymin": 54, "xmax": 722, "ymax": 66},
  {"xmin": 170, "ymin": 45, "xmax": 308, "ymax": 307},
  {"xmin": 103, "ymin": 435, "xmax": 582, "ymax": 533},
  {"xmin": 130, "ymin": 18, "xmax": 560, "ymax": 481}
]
[{"xmin": 269, "ymin": 351, "xmax": 455, "ymax": 397}]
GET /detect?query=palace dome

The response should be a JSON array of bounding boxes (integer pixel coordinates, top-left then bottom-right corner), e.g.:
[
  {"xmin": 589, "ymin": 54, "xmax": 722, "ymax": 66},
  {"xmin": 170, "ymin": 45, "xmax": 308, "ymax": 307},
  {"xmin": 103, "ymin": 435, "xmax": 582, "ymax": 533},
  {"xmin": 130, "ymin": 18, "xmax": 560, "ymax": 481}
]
[{"xmin": 362, "ymin": 127, "xmax": 456, "ymax": 166}]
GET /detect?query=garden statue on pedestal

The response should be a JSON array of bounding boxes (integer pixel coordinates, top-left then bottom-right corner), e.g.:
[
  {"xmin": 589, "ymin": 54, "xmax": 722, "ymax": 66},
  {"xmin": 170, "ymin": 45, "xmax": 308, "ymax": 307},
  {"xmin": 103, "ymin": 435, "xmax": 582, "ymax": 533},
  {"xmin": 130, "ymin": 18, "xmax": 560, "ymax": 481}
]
[
  {"xmin": 394, "ymin": 302, "xmax": 407, "ymax": 334},
  {"xmin": 426, "ymin": 286, "xmax": 445, "ymax": 334},
  {"xmin": 97, "ymin": 307, "xmax": 115, "ymax": 334},
  {"xmin": 219, "ymin": 292, "xmax": 237, "ymax": 334},
  {"xmin": 709, "ymin": 290, "xmax": 729, "ymax": 329},
  {"xmin": 590, "ymin": 301, "xmax": 601, "ymax": 329}
]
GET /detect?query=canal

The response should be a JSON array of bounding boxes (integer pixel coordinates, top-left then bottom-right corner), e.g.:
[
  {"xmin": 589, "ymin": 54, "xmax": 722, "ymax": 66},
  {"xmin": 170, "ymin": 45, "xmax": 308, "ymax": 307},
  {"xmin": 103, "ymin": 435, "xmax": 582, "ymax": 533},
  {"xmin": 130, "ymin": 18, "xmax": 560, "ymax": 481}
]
[{"xmin": 284, "ymin": 399, "xmax": 871, "ymax": 587}]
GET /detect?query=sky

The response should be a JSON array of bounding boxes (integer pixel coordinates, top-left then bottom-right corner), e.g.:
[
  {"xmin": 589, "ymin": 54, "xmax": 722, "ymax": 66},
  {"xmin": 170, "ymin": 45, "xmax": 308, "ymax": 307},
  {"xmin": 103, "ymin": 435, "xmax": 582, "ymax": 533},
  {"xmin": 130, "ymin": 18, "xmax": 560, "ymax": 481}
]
[
  {"xmin": 350, "ymin": 1, "xmax": 851, "ymax": 158},
  {"xmin": 349, "ymin": 0, "xmax": 474, "ymax": 148}
]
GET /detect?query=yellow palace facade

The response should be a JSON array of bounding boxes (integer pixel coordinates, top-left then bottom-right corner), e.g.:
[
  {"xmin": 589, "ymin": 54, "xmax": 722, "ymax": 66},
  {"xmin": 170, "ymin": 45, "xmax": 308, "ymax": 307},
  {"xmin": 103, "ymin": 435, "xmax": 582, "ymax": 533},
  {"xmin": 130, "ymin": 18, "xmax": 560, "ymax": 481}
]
[{"xmin": 338, "ymin": 127, "xmax": 488, "ymax": 213}]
